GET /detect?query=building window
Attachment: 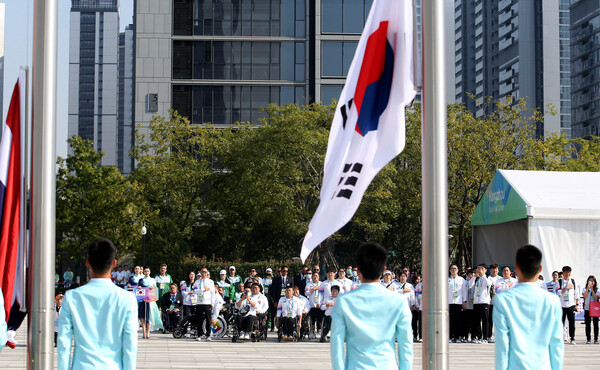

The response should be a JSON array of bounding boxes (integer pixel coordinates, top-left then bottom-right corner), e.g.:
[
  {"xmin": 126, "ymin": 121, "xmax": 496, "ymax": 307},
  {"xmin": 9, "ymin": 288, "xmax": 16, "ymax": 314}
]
[
  {"xmin": 322, "ymin": 0, "xmax": 372, "ymax": 34},
  {"xmin": 321, "ymin": 41, "xmax": 358, "ymax": 77}
]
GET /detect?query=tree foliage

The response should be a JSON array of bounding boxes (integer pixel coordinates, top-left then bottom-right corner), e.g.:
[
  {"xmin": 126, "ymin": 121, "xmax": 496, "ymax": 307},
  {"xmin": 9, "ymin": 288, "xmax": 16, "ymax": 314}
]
[
  {"xmin": 56, "ymin": 136, "xmax": 146, "ymax": 262},
  {"xmin": 57, "ymin": 99, "xmax": 600, "ymax": 275}
]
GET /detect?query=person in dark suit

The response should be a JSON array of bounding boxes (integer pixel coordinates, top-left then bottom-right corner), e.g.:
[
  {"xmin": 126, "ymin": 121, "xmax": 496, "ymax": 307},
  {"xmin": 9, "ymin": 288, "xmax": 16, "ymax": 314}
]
[
  {"xmin": 269, "ymin": 265, "xmax": 294, "ymax": 329},
  {"xmin": 161, "ymin": 283, "xmax": 184, "ymax": 331},
  {"xmin": 294, "ymin": 265, "xmax": 309, "ymax": 297}
]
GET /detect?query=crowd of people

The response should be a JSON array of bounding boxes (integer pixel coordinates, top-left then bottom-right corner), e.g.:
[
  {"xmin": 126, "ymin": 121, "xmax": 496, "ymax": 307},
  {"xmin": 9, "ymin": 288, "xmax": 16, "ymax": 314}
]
[
  {"xmin": 53, "ymin": 260, "xmax": 599, "ymax": 346},
  {"xmin": 448, "ymin": 264, "xmax": 599, "ymax": 346}
]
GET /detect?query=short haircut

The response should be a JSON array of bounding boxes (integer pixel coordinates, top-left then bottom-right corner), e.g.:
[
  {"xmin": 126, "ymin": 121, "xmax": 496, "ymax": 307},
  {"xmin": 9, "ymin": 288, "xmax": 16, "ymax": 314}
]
[
  {"xmin": 312, "ymin": 272, "xmax": 320, "ymax": 276},
  {"xmin": 562, "ymin": 266, "xmax": 572, "ymax": 273},
  {"xmin": 327, "ymin": 266, "xmax": 337, "ymax": 273},
  {"xmin": 355, "ymin": 242, "xmax": 387, "ymax": 280},
  {"xmin": 489, "ymin": 263, "xmax": 499, "ymax": 269},
  {"xmin": 285, "ymin": 285, "xmax": 293, "ymax": 290},
  {"xmin": 478, "ymin": 263, "xmax": 487, "ymax": 269},
  {"xmin": 88, "ymin": 238, "xmax": 117, "ymax": 274},
  {"xmin": 331, "ymin": 285, "xmax": 340, "ymax": 293},
  {"xmin": 292, "ymin": 285, "xmax": 300, "ymax": 291},
  {"xmin": 281, "ymin": 265, "xmax": 288, "ymax": 270},
  {"xmin": 161, "ymin": 264, "xmax": 167, "ymax": 268},
  {"xmin": 251, "ymin": 283, "xmax": 261, "ymax": 289},
  {"xmin": 170, "ymin": 283, "xmax": 178, "ymax": 288},
  {"xmin": 515, "ymin": 245, "xmax": 543, "ymax": 279}
]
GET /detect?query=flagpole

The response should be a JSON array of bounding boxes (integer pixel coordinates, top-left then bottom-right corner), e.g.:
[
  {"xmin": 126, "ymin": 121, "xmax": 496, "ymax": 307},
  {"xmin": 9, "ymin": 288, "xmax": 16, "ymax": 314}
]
[
  {"xmin": 421, "ymin": 0, "xmax": 448, "ymax": 369},
  {"xmin": 28, "ymin": 0, "xmax": 58, "ymax": 368}
]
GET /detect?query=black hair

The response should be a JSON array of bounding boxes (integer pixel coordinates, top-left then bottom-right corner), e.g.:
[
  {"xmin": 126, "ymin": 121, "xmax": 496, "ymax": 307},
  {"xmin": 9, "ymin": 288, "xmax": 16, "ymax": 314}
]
[
  {"xmin": 327, "ymin": 266, "xmax": 337, "ymax": 273},
  {"xmin": 515, "ymin": 244, "xmax": 542, "ymax": 279},
  {"xmin": 87, "ymin": 238, "xmax": 117, "ymax": 274},
  {"xmin": 355, "ymin": 242, "xmax": 387, "ymax": 280},
  {"xmin": 170, "ymin": 282, "xmax": 178, "ymax": 287},
  {"xmin": 251, "ymin": 283, "xmax": 261, "ymax": 289},
  {"xmin": 489, "ymin": 263, "xmax": 499, "ymax": 269},
  {"xmin": 331, "ymin": 285, "xmax": 340, "ymax": 293},
  {"xmin": 562, "ymin": 266, "xmax": 572, "ymax": 273}
]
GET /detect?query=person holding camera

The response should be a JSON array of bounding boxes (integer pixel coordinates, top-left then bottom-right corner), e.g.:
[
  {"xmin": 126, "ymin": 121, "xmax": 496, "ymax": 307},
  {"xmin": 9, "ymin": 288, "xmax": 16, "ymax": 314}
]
[{"xmin": 235, "ymin": 283, "xmax": 268, "ymax": 340}]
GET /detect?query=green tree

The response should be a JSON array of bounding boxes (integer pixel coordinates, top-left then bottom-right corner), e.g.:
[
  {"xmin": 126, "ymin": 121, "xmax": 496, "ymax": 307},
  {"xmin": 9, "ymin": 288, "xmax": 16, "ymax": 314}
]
[
  {"xmin": 129, "ymin": 110, "xmax": 230, "ymax": 274},
  {"xmin": 56, "ymin": 136, "xmax": 146, "ymax": 263},
  {"xmin": 206, "ymin": 103, "xmax": 333, "ymax": 260}
]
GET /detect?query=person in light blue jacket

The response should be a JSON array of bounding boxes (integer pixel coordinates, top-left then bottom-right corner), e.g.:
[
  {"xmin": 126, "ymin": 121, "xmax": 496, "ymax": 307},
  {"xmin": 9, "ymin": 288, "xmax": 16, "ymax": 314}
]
[
  {"xmin": 58, "ymin": 238, "xmax": 138, "ymax": 370},
  {"xmin": 493, "ymin": 244, "xmax": 564, "ymax": 370},
  {"xmin": 331, "ymin": 242, "xmax": 413, "ymax": 370}
]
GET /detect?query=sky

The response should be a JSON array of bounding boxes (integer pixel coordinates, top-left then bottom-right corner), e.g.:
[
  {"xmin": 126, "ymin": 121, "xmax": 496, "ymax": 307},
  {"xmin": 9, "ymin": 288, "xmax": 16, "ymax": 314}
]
[{"xmin": 2, "ymin": 0, "xmax": 133, "ymax": 159}]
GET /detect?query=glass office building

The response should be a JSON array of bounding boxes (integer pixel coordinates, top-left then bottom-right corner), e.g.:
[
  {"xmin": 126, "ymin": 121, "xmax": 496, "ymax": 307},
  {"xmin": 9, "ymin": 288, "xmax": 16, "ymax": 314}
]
[
  {"xmin": 570, "ymin": 0, "xmax": 600, "ymax": 139},
  {"xmin": 136, "ymin": 0, "xmax": 374, "ymax": 128},
  {"xmin": 454, "ymin": 0, "xmax": 570, "ymax": 137}
]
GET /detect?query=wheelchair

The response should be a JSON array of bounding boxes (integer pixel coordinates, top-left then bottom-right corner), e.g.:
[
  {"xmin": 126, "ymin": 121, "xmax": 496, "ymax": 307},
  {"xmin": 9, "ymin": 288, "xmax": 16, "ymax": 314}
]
[
  {"xmin": 277, "ymin": 316, "xmax": 300, "ymax": 342},
  {"xmin": 161, "ymin": 308, "xmax": 182, "ymax": 333},
  {"xmin": 172, "ymin": 312, "xmax": 199, "ymax": 339},
  {"xmin": 231, "ymin": 312, "xmax": 267, "ymax": 342},
  {"xmin": 298, "ymin": 313, "xmax": 311, "ymax": 341}
]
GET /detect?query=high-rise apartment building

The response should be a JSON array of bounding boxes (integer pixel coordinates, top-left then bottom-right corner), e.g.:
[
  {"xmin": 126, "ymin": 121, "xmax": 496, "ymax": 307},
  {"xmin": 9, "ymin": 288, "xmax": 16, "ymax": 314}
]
[
  {"xmin": 69, "ymin": 0, "xmax": 135, "ymax": 173},
  {"xmin": 118, "ymin": 24, "xmax": 135, "ymax": 174},
  {"xmin": 454, "ymin": 0, "xmax": 570, "ymax": 137},
  {"xmin": 135, "ymin": 0, "xmax": 380, "ymax": 129},
  {"xmin": 570, "ymin": 0, "xmax": 600, "ymax": 139}
]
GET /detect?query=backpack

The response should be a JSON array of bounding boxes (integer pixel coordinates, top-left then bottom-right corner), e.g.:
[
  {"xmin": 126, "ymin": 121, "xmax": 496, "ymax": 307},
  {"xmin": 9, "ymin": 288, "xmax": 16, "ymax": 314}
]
[{"xmin": 558, "ymin": 278, "xmax": 576, "ymax": 290}]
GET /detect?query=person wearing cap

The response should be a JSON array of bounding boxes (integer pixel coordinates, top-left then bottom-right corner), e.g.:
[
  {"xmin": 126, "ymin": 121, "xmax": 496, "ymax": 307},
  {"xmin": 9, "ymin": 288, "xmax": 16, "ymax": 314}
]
[
  {"xmin": 262, "ymin": 268, "xmax": 275, "ymax": 331},
  {"xmin": 381, "ymin": 270, "xmax": 399, "ymax": 293},
  {"xmin": 216, "ymin": 270, "xmax": 232, "ymax": 300},
  {"xmin": 226, "ymin": 266, "xmax": 242, "ymax": 301}
]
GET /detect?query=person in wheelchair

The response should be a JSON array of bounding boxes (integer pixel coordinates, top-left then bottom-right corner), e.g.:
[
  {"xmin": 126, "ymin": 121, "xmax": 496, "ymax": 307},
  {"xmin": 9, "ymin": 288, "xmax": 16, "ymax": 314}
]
[
  {"xmin": 161, "ymin": 283, "xmax": 183, "ymax": 331},
  {"xmin": 320, "ymin": 285, "xmax": 339, "ymax": 342},
  {"xmin": 235, "ymin": 283, "xmax": 268, "ymax": 340},
  {"xmin": 277, "ymin": 286, "xmax": 304, "ymax": 340},
  {"xmin": 293, "ymin": 286, "xmax": 310, "ymax": 340}
]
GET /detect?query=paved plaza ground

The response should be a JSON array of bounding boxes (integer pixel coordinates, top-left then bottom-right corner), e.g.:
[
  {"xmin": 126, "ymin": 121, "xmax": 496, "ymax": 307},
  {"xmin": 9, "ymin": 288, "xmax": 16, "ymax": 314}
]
[{"xmin": 1, "ymin": 322, "xmax": 599, "ymax": 369}]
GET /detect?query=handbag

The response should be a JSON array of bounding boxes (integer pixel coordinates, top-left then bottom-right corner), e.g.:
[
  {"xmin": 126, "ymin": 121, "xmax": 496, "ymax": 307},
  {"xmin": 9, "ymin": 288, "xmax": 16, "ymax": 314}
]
[{"xmin": 590, "ymin": 301, "xmax": 600, "ymax": 317}]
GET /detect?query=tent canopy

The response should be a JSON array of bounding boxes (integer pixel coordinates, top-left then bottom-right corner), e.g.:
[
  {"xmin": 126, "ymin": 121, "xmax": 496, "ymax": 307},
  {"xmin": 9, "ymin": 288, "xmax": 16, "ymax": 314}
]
[
  {"xmin": 471, "ymin": 170, "xmax": 600, "ymax": 225},
  {"xmin": 471, "ymin": 170, "xmax": 600, "ymax": 288}
]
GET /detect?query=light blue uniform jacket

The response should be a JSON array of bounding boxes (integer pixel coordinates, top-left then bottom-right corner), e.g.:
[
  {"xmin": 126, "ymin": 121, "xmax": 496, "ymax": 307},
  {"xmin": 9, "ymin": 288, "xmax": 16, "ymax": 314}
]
[
  {"xmin": 493, "ymin": 282, "xmax": 564, "ymax": 370},
  {"xmin": 331, "ymin": 282, "xmax": 413, "ymax": 370},
  {"xmin": 0, "ymin": 289, "xmax": 6, "ymax": 352},
  {"xmin": 58, "ymin": 278, "xmax": 138, "ymax": 370}
]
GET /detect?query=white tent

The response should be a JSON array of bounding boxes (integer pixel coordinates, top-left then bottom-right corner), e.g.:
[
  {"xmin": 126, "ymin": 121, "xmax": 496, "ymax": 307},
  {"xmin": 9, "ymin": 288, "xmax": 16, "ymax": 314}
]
[{"xmin": 471, "ymin": 170, "xmax": 600, "ymax": 287}]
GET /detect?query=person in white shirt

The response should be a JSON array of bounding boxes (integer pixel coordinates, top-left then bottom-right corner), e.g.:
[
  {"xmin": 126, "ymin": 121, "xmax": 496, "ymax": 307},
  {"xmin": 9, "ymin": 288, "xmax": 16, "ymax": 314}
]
[
  {"xmin": 472, "ymin": 264, "xmax": 492, "ymax": 343},
  {"xmin": 276, "ymin": 286, "xmax": 303, "ymax": 339},
  {"xmin": 321, "ymin": 267, "xmax": 342, "ymax": 303},
  {"xmin": 396, "ymin": 272, "xmax": 414, "ymax": 301},
  {"xmin": 305, "ymin": 272, "xmax": 323, "ymax": 338},
  {"xmin": 490, "ymin": 265, "xmax": 516, "ymax": 341},
  {"xmin": 235, "ymin": 283, "xmax": 268, "ymax": 340},
  {"xmin": 193, "ymin": 268, "xmax": 215, "ymax": 341},
  {"xmin": 111, "ymin": 267, "xmax": 119, "ymax": 285},
  {"xmin": 335, "ymin": 268, "xmax": 353, "ymax": 294},
  {"xmin": 319, "ymin": 285, "xmax": 339, "ymax": 342},
  {"xmin": 381, "ymin": 270, "xmax": 399, "ymax": 293},
  {"xmin": 127, "ymin": 266, "xmax": 143, "ymax": 291},
  {"xmin": 180, "ymin": 271, "xmax": 197, "ymax": 318},
  {"xmin": 411, "ymin": 274, "xmax": 423, "ymax": 343},
  {"xmin": 560, "ymin": 266, "xmax": 580, "ymax": 345},
  {"xmin": 487, "ymin": 263, "xmax": 500, "ymax": 340},
  {"xmin": 582, "ymin": 275, "xmax": 599, "ymax": 344},
  {"xmin": 121, "ymin": 265, "xmax": 130, "ymax": 287},
  {"xmin": 293, "ymin": 286, "xmax": 310, "ymax": 315},
  {"xmin": 448, "ymin": 264, "xmax": 466, "ymax": 343},
  {"xmin": 462, "ymin": 269, "xmax": 477, "ymax": 342}
]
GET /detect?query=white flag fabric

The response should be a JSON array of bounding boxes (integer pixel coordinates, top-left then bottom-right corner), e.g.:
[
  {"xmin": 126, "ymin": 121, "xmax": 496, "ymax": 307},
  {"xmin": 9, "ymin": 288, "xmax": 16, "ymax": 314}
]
[{"xmin": 301, "ymin": 0, "xmax": 416, "ymax": 262}]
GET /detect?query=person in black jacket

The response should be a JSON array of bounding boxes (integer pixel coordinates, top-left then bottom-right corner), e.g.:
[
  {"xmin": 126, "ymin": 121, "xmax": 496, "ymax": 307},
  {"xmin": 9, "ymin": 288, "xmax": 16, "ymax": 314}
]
[
  {"xmin": 269, "ymin": 265, "xmax": 294, "ymax": 329},
  {"xmin": 161, "ymin": 283, "xmax": 184, "ymax": 331},
  {"xmin": 294, "ymin": 265, "xmax": 309, "ymax": 297}
]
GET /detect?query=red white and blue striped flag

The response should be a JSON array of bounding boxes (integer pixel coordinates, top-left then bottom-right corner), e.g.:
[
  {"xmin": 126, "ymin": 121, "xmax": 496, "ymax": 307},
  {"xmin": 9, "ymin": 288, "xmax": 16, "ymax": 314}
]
[
  {"xmin": 301, "ymin": 0, "xmax": 416, "ymax": 261},
  {"xmin": 0, "ymin": 70, "xmax": 26, "ymax": 319}
]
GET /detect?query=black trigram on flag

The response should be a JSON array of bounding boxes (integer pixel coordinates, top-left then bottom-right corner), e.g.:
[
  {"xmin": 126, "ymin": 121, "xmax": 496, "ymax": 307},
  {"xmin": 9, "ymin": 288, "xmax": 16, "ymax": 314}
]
[{"xmin": 334, "ymin": 162, "xmax": 363, "ymax": 199}]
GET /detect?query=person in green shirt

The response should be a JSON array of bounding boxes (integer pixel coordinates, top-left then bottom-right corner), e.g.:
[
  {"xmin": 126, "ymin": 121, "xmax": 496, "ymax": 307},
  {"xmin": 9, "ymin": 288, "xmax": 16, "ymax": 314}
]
[
  {"xmin": 226, "ymin": 266, "xmax": 242, "ymax": 301},
  {"xmin": 154, "ymin": 264, "xmax": 173, "ymax": 302}
]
